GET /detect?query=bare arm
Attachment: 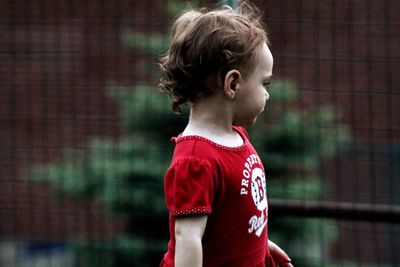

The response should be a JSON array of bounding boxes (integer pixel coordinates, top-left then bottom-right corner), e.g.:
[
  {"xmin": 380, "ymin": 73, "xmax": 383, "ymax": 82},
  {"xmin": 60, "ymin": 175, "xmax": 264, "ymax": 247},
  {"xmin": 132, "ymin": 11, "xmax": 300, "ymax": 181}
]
[
  {"xmin": 268, "ymin": 239, "xmax": 294, "ymax": 267},
  {"xmin": 175, "ymin": 215, "xmax": 208, "ymax": 267}
]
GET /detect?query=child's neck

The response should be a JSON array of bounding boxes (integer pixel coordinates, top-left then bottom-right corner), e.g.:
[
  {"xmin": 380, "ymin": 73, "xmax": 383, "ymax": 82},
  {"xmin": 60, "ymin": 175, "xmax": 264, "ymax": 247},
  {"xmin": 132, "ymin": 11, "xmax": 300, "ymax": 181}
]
[{"xmin": 181, "ymin": 98, "xmax": 244, "ymax": 147}]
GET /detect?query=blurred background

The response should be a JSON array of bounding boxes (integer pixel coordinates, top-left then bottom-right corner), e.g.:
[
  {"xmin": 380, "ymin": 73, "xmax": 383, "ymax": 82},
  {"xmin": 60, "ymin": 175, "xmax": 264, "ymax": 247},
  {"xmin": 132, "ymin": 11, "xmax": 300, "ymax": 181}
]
[{"xmin": 1, "ymin": 0, "xmax": 399, "ymax": 266}]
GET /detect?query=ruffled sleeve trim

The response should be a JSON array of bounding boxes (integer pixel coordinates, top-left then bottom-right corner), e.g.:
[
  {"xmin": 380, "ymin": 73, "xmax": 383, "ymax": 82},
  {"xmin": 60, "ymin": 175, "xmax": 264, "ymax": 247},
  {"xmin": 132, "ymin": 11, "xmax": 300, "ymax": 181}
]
[{"xmin": 170, "ymin": 207, "xmax": 212, "ymax": 216}]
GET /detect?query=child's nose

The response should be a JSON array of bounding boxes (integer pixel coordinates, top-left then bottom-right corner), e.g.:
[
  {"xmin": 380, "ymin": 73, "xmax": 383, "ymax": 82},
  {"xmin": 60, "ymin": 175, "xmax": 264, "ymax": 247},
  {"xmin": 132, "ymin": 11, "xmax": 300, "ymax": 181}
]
[{"xmin": 265, "ymin": 91, "xmax": 270, "ymax": 101}]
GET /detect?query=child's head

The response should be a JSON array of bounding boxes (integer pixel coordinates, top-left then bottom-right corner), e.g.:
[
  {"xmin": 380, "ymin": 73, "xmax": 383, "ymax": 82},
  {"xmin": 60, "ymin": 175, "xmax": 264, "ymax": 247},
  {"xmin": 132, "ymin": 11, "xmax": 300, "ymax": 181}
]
[{"xmin": 159, "ymin": 1, "xmax": 269, "ymax": 114}]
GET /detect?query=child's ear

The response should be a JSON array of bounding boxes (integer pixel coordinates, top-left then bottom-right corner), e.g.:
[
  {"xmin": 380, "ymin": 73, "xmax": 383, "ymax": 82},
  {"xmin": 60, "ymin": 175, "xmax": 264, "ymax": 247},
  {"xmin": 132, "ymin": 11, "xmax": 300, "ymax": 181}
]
[{"xmin": 224, "ymin": 69, "xmax": 241, "ymax": 100}]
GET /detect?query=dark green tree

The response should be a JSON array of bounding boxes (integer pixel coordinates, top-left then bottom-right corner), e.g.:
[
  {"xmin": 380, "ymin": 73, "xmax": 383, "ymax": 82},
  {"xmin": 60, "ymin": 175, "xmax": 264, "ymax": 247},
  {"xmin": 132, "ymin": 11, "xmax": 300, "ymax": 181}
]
[{"xmin": 29, "ymin": 1, "xmax": 350, "ymax": 266}]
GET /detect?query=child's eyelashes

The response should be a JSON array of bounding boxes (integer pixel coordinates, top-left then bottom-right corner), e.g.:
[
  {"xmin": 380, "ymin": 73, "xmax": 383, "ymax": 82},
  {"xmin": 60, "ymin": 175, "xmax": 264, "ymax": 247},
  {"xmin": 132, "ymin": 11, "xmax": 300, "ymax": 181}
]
[{"xmin": 263, "ymin": 81, "xmax": 271, "ymax": 89}]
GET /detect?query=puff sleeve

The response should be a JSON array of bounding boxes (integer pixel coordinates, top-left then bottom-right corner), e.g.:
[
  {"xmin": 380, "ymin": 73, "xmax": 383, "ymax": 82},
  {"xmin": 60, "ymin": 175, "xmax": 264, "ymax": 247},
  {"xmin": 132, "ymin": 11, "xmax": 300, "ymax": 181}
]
[{"xmin": 164, "ymin": 156, "xmax": 217, "ymax": 216}]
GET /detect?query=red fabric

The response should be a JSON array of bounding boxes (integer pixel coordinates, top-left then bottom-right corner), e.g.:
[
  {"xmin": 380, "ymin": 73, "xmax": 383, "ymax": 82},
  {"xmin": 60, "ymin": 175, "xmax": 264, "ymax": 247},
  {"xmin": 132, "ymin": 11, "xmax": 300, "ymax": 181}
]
[
  {"xmin": 161, "ymin": 127, "xmax": 273, "ymax": 267},
  {"xmin": 165, "ymin": 156, "xmax": 215, "ymax": 216}
]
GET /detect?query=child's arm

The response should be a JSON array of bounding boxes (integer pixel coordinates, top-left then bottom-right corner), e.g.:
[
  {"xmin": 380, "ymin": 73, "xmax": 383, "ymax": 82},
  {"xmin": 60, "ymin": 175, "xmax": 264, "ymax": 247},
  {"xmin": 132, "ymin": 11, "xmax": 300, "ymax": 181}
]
[
  {"xmin": 269, "ymin": 239, "xmax": 294, "ymax": 267},
  {"xmin": 175, "ymin": 215, "xmax": 208, "ymax": 267}
]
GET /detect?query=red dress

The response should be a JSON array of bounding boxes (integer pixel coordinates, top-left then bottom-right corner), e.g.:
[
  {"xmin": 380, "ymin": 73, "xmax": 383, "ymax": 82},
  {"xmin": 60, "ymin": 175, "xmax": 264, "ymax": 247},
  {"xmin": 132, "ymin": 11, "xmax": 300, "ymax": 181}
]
[{"xmin": 161, "ymin": 127, "xmax": 275, "ymax": 267}]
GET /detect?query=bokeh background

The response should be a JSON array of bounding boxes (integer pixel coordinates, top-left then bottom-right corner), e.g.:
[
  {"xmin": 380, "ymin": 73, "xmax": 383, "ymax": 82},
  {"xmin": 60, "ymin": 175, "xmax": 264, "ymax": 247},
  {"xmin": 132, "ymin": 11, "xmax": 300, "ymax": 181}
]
[{"xmin": 1, "ymin": 0, "xmax": 399, "ymax": 266}]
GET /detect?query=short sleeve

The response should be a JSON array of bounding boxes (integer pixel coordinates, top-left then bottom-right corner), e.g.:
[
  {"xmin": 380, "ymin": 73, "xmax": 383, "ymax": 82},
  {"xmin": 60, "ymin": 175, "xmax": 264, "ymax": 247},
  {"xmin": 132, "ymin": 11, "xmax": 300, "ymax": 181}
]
[{"xmin": 164, "ymin": 156, "xmax": 216, "ymax": 216}]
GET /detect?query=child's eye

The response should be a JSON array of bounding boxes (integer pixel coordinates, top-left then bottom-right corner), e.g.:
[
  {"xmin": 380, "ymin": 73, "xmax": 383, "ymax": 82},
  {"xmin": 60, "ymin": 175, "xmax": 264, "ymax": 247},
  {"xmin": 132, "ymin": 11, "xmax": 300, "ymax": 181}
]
[{"xmin": 263, "ymin": 82, "xmax": 271, "ymax": 89}]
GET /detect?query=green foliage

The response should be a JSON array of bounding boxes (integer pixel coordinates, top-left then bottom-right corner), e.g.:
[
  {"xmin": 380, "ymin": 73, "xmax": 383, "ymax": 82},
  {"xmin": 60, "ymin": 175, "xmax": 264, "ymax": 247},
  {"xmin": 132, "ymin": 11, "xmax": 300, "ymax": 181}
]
[
  {"xmin": 121, "ymin": 32, "xmax": 168, "ymax": 55},
  {"xmin": 164, "ymin": 0, "xmax": 201, "ymax": 17},
  {"xmin": 29, "ymin": 88, "xmax": 174, "ymax": 267},
  {"xmin": 30, "ymin": 133, "xmax": 168, "ymax": 217},
  {"xmin": 107, "ymin": 84, "xmax": 188, "ymax": 138}
]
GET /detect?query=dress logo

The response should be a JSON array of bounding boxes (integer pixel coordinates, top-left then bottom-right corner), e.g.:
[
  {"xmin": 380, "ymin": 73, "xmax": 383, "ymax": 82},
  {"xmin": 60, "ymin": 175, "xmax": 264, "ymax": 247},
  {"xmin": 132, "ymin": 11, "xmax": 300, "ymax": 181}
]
[
  {"xmin": 240, "ymin": 154, "xmax": 268, "ymax": 237},
  {"xmin": 251, "ymin": 167, "xmax": 267, "ymax": 211}
]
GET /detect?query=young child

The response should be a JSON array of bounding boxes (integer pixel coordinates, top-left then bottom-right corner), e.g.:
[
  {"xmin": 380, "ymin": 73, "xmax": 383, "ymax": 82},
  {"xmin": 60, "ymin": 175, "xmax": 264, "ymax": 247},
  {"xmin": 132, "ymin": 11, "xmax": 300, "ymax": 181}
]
[{"xmin": 159, "ymin": 1, "xmax": 293, "ymax": 266}]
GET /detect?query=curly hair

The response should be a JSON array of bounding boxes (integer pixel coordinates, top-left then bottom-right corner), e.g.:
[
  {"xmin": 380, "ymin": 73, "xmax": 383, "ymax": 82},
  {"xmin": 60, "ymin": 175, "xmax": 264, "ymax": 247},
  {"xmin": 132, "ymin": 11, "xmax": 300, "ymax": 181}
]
[{"xmin": 159, "ymin": 1, "xmax": 268, "ymax": 114}]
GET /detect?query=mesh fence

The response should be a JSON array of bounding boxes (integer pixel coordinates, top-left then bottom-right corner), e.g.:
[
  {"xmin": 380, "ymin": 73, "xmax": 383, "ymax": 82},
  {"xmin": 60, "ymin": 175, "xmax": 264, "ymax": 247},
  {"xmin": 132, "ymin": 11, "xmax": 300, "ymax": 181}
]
[{"xmin": 1, "ymin": 0, "xmax": 399, "ymax": 266}]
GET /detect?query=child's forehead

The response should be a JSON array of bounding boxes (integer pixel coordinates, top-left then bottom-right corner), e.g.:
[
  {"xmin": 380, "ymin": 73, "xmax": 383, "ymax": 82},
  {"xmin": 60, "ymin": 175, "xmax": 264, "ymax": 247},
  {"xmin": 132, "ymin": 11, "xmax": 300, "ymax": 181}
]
[{"xmin": 254, "ymin": 43, "xmax": 274, "ymax": 75}]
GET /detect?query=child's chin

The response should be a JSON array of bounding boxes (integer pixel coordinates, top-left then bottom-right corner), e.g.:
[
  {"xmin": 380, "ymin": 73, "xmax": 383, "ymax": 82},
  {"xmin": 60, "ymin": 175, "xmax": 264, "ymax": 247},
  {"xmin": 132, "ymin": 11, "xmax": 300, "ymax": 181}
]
[
  {"xmin": 233, "ymin": 114, "xmax": 260, "ymax": 126},
  {"xmin": 242, "ymin": 118, "xmax": 258, "ymax": 127},
  {"xmin": 250, "ymin": 118, "xmax": 259, "ymax": 125}
]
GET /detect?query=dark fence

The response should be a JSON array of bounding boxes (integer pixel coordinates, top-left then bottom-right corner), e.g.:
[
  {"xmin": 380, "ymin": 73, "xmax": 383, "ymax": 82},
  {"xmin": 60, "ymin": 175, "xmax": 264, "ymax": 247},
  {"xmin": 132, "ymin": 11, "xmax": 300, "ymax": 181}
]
[{"xmin": 1, "ymin": 0, "xmax": 399, "ymax": 266}]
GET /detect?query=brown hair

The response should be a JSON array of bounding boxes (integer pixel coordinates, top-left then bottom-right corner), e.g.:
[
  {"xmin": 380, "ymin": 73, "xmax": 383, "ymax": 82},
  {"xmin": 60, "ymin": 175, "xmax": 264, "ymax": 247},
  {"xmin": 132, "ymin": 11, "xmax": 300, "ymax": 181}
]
[{"xmin": 159, "ymin": 1, "xmax": 268, "ymax": 114}]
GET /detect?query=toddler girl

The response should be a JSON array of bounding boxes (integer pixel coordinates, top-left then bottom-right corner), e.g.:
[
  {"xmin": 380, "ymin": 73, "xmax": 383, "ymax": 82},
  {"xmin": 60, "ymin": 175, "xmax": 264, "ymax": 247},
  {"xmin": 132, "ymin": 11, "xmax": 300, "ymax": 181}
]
[{"xmin": 159, "ymin": 1, "xmax": 293, "ymax": 266}]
